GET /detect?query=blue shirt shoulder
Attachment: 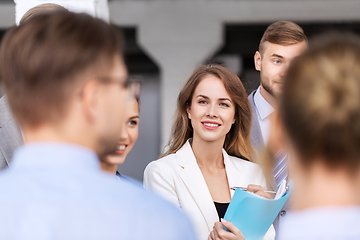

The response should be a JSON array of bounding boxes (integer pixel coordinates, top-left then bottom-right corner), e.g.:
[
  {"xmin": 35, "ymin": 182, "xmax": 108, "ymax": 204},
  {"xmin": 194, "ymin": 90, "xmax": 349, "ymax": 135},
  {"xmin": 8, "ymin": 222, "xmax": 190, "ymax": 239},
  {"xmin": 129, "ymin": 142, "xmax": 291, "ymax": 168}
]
[{"xmin": 0, "ymin": 143, "xmax": 197, "ymax": 240}]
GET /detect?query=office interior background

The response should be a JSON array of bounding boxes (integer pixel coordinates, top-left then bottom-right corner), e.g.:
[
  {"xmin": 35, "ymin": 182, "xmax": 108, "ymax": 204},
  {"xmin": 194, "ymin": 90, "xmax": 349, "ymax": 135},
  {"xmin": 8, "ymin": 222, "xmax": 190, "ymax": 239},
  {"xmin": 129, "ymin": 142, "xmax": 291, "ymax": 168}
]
[{"xmin": 0, "ymin": 0, "xmax": 360, "ymax": 181}]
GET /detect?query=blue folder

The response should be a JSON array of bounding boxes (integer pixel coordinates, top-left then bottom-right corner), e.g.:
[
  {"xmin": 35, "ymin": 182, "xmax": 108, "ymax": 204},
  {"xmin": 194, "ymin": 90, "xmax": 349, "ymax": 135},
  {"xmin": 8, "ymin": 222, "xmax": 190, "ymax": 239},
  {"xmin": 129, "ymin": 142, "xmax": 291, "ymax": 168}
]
[{"xmin": 223, "ymin": 181, "xmax": 293, "ymax": 240}]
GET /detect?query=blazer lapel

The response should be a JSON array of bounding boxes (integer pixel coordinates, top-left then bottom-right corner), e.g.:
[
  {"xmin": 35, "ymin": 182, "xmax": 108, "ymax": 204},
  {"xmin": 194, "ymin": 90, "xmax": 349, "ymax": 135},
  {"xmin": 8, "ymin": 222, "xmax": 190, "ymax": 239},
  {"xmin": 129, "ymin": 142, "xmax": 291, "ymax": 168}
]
[
  {"xmin": 248, "ymin": 92, "xmax": 279, "ymax": 192},
  {"xmin": 176, "ymin": 141, "xmax": 219, "ymax": 232},
  {"xmin": 248, "ymin": 91, "xmax": 265, "ymax": 157},
  {"xmin": 223, "ymin": 150, "xmax": 247, "ymax": 198}
]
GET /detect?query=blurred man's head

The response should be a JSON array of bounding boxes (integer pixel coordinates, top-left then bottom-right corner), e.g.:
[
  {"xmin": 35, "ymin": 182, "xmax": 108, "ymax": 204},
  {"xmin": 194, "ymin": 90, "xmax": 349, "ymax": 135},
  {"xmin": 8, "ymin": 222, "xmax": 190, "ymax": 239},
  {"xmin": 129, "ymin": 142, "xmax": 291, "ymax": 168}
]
[
  {"xmin": 0, "ymin": 11, "xmax": 128, "ymax": 157},
  {"xmin": 280, "ymin": 32, "xmax": 360, "ymax": 175},
  {"xmin": 254, "ymin": 21, "xmax": 307, "ymax": 103},
  {"xmin": 19, "ymin": 3, "xmax": 68, "ymax": 25}
]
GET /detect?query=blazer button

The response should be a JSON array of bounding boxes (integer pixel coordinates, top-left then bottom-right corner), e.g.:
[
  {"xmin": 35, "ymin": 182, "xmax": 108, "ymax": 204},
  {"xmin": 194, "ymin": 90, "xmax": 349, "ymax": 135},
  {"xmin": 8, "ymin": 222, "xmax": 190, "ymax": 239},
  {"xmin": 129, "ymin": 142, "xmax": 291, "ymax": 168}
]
[{"xmin": 280, "ymin": 210, "xmax": 286, "ymax": 217}]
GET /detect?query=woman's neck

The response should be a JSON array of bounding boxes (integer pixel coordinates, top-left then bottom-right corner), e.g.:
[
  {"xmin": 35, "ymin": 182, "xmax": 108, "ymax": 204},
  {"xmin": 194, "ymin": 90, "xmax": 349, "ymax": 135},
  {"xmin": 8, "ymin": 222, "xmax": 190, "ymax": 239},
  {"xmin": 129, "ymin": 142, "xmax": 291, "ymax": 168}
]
[
  {"xmin": 191, "ymin": 136, "xmax": 225, "ymax": 170},
  {"xmin": 100, "ymin": 161, "xmax": 118, "ymax": 175},
  {"xmin": 292, "ymin": 162, "xmax": 360, "ymax": 210}
]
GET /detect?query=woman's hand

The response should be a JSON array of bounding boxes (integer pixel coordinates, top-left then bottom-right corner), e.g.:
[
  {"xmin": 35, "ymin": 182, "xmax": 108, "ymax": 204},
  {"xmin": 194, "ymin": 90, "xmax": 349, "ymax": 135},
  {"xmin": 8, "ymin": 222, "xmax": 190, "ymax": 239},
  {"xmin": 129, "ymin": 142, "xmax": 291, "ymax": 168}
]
[
  {"xmin": 247, "ymin": 184, "xmax": 273, "ymax": 199},
  {"xmin": 208, "ymin": 219, "xmax": 245, "ymax": 240}
]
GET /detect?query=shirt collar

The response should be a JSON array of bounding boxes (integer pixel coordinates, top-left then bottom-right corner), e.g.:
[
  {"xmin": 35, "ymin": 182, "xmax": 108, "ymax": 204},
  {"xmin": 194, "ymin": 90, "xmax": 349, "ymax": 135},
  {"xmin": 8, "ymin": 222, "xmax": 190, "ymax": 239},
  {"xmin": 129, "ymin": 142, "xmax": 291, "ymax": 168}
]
[
  {"xmin": 10, "ymin": 142, "xmax": 100, "ymax": 171},
  {"xmin": 254, "ymin": 86, "xmax": 275, "ymax": 121}
]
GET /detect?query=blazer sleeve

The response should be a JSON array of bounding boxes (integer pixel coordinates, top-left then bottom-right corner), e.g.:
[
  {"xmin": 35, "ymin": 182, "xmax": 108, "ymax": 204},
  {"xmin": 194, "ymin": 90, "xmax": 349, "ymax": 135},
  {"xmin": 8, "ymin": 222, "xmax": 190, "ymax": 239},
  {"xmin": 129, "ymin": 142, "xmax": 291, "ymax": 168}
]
[{"xmin": 143, "ymin": 161, "xmax": 181, "ymax": 208}]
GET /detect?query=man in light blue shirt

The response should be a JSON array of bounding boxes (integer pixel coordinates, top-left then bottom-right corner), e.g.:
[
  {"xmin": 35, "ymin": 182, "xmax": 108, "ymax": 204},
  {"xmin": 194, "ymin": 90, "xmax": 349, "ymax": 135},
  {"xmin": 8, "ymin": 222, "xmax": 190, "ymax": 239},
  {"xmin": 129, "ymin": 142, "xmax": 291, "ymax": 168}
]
[{"xmin": 0, "ymin": 11, "xmax": 196, "ymax": 240}]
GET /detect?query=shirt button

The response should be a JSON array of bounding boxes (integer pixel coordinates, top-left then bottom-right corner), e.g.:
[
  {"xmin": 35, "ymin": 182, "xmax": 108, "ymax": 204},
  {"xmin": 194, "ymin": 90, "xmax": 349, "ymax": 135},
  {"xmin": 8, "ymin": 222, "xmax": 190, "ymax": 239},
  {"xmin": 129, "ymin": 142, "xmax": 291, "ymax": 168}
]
[{"xmin": 280, "ymin": 210, "xmax": 286, "ymax": 217}]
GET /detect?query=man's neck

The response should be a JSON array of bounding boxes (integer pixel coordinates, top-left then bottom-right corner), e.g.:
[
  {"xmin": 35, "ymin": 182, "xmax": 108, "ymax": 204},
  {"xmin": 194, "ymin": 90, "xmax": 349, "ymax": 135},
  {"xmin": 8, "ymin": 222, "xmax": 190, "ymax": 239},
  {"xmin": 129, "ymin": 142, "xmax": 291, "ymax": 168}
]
[
  {"xmin": 292, "ymin": 162, "xmax": 360, "ymax": 210},
  {"xmin": 259, "ymin": 85, "xmax": 277, "ymax": 108}
]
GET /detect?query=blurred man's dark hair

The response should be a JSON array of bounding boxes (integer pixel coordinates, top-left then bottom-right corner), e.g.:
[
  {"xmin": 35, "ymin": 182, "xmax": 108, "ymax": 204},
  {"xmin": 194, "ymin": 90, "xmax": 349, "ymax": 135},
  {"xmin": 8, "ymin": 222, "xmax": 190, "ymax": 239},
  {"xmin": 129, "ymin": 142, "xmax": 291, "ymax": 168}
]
[
  {"xmin": 19, "ymin": 3, "xmax": 68, "ymax": 25},
  {"xmin": 0, "ymin": 11, "xmax": 124, "ymax": 128}
]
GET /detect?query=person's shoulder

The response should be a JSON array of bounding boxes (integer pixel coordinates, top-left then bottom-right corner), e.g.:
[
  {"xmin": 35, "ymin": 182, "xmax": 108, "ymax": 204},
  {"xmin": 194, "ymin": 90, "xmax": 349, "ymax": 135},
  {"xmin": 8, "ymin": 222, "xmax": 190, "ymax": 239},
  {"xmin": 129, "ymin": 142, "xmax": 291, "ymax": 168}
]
[
  {"xmin": 145, "ymin": 152, "xmax": 177, "ymax": 171},
  {"xmin": 0, "ymin": 95, "xmax": 10, "ymax": 112},
  {"xmin": 0, "ymin": 95, "xmax": 14, "ymax": 127},
  {"xmin": 247, "ymin": 89, "xmax": 257, "ymax": 113},
  {"xmin": 0, "ymin": 95, "xmax": 6, "ymax": 105},
  {"xmin": 111, "ymin": 177, "xmax": 168, "ymax": 207},
  {"xmin": 144, "ymin": 154, "xmax": 178, "ymax": 183},
  {"xmin": 277, "ymin": 207, "xmax": 360, "ymax": 240},
  {"xmin": 228, "ymin": 155, "xmax": 258, "ymax": 166},
  {"xmin": 229, "ymin": 155, "xmax": 262, "ymax": 172},
  {"xmin": 0, "ymin": 171, "xmax": 197, "ymax": 240},
  {"xmin": 119, "ymin": 174, "xmax": 143, "ymax": 187},
  {"xmin": 114, "ymin": 180, "xmax": 197, "ymax": 239}
]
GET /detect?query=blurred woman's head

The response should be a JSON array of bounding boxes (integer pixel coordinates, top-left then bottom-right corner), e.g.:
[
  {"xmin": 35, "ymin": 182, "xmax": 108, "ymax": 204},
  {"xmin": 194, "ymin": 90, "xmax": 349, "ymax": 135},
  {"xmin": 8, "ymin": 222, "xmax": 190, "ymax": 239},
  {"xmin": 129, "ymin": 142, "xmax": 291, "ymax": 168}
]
[
  {"xmin": 163, "ymin": 64, "xmax": 253, "ymax": 161},
  {"xmin": 280, "ymin": 32, "xmax": 360, "ymax": 174},
  {"xmin": 101, "ymin": 91, "xmax": 140, "ymax": 173}
]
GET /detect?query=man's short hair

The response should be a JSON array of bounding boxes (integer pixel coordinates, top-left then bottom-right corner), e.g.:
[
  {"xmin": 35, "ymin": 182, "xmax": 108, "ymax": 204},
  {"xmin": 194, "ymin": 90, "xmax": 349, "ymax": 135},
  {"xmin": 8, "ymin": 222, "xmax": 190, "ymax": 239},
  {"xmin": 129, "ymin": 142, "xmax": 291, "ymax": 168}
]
[
  {"xmin": 259, "ymin": 21, "xmax": 307, "ymax": 54},
  {"xmin": 0, "ymin": 11, "xmax": 124, "ymax": 127},
  {"xmin": 20, "ymin": 3, "xmax": 68, "ymax": 25},
  {"xmin": 281, "ymin": 32, "xmax": 360, "ymax": 173}
]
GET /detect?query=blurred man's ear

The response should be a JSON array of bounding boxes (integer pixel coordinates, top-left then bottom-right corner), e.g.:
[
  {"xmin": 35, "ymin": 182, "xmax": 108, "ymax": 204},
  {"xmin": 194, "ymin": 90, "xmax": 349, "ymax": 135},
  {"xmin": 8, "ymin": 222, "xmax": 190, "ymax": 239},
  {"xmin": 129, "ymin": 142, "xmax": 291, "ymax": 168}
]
[{"xmin": 80, "ymin": 79, "xmax": 101, "ymax": 123}]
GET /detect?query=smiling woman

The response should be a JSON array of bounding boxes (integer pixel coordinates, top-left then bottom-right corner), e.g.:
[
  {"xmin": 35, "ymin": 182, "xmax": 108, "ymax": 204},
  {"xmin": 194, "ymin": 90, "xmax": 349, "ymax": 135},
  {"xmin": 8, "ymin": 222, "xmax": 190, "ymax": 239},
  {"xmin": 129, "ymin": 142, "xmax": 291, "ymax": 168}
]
[
  {"xmin": 144, "ymin": 64, "xmax": 275, "ymax": 240},
  {"xmin": 187, "ymin": 75, "xmax": 236, "ymax": 145},
  {"xmin": 100, "ymin": 89, "xmax": 140, "ymax": 179}
]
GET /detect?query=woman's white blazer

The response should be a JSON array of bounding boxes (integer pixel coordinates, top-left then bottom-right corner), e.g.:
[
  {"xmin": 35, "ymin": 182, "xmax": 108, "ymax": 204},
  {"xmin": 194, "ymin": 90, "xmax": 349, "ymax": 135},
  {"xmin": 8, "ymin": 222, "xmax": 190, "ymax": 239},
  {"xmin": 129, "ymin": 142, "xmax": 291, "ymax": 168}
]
[{"xmin": 144, "ymin": 140, "xmax": 276, "ymax": 240}]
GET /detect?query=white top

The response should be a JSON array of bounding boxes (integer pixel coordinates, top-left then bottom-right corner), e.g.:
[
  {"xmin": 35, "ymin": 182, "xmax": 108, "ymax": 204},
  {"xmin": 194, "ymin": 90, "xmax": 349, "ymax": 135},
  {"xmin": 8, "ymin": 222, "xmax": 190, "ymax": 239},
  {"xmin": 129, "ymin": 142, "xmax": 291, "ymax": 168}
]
[
  {"xmin": 277, "ymin": 206, "xmax": 360, "ymax": 240},
  {"xmin": 254, "ymin": 87, "xmax": 274, "ymax": 145},
  {"xmin": 144, "ymin": 139, "xmax": 275, "ymax": 240}
]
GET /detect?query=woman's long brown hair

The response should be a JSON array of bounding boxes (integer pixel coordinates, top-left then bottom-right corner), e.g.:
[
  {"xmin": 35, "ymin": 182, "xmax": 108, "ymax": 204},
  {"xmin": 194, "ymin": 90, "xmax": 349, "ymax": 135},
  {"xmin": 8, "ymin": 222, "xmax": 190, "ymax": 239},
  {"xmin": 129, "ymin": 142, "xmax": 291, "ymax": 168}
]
[{"xmin": 161, "ymin": 64, "xmax": 254, "ymax": 161}]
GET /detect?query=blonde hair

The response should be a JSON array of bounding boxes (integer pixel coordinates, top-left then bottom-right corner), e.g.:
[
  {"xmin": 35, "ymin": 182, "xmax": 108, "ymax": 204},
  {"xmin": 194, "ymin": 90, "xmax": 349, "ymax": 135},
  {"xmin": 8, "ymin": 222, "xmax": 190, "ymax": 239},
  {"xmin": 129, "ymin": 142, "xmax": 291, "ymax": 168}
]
[
  {"xmin": 281, "ymin": 32, "xmax": 360, "ymax": 172},
  {"xmin": 162, "ymin": 64, "xmax": 254, "ymax": 161}
]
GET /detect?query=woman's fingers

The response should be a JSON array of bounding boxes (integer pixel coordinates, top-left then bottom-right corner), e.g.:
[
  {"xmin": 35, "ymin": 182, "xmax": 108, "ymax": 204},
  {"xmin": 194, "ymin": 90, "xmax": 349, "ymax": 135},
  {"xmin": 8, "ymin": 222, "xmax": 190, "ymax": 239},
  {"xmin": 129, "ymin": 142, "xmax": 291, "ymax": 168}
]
[
  {"xmin": 220, "ymin": 219, "xmax": 241, "ymax": 236},
  {"xmin": 255, "ymin": 191, "xmax": 273, "ymax": 199},
  {"xmin": 213, "ymin": 222, "xmax": 227, "ymax": 239},
  {"xmin": 210, "ymin": 220, "xmax": 245, "ymax": 240},
  {"xmin": 208, "ymin": 231, "xmax": 214, "ymax": 240},
  {"xmin": 247, "ymin": 184, "xmax": 273, "ymax": 199},
  {"xmin": 247, "ymin": 184, "xmax": 265, "ymax": 193}
]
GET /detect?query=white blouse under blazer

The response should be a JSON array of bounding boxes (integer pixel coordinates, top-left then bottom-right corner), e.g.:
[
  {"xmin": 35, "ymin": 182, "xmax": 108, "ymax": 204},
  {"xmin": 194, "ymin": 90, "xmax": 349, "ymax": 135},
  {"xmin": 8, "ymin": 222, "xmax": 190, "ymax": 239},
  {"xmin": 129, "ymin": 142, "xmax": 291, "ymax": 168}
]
[{"xmin": 144, "ymin": 140, "xmax": 275, "ymax": 240}]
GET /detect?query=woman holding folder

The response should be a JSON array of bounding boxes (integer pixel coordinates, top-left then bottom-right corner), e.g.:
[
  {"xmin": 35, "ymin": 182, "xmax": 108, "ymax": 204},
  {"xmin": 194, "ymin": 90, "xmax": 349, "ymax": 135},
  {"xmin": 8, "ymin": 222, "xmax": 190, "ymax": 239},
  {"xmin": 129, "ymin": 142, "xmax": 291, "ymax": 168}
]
[{"xmin": 144, "ymin": 64, "xmax": 275, "ymax": 240}]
